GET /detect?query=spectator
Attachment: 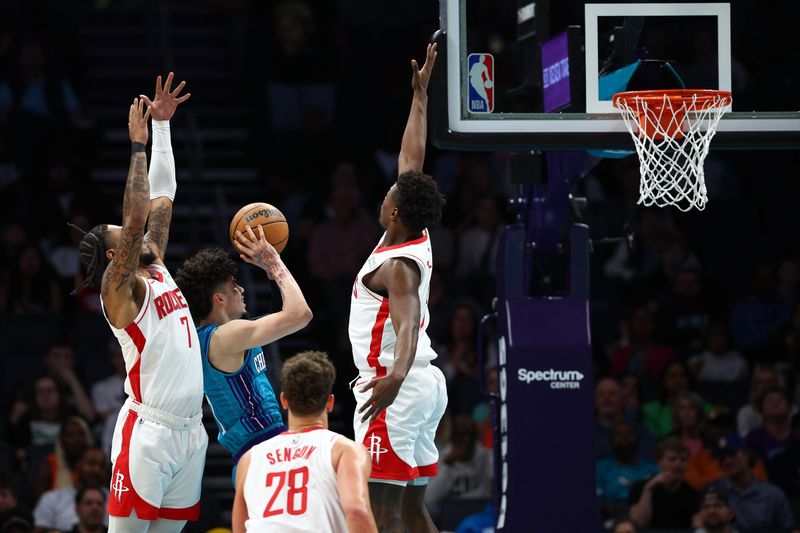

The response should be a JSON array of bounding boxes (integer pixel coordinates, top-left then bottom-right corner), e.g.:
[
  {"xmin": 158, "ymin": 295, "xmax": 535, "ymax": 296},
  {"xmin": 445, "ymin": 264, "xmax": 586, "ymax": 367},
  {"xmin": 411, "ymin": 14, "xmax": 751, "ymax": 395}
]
[
  {"xmin": 768, "ymin": 413, "xmax": 800, "ymax": 498},
  {"xmin": 33, "ymin": 447, "xmax": 108, "ymax": 532},
  {"xmin": 642, "ymin": 359, "xmax": 693, "ymax": 439},
  {"xmin": 595, "ymin": 376, "xmax": 656, "ymax": 462},
  {"xmin": 745, "ymin": 387, "xmax": 797, "ymax": 479},
  {"xmin": 426, "ymin": 270, "xmax": 451, "ymax": 346},
  {"xmin": 690, "ymin": 322, "xmax": 748, "ymax": 383},
  {"xmin": 45, "ymin": 212, "xmax": 89, "ymax": 295},
  {"xmin": 262, "ymin": 1, "xmax": 336, "ymax": 135},
  {"xmin": 8, "ymin": 375, "xmax": 69, "ymax": 457},
  {"xmin": 438, "ymin": 303, "xmax": 479, "ymax": 382},
  {"xmin": 596, "ymin": 420, "xmax": 659, "ymax": 519},
  {"xmin": 656, "ymin": 266, "xmax": 712, "ymax": 354},
  {"xmin": 736, "ymin": 366, "xmax": 794, "ymax": 437},
  {"xmin": 425, "ymin": 416, "xmax": 493, "ymax": 520},
  {"xmin": 0, "ymin": 507, "xmax": 33, "ymax": 533},
  {"xmin": 693, "ymin": 487, "xmax": 738, "ymax": 533},
  {"xmin": 90, "ymin": 340, "xmax": 125, "ymax": 456},
  {"xmin": 772, "ymin": 302, "xmax": 800, "ymax": 391},
  {"xmin": 307, "ymin": 178, "xmax": 378, "ymax": 283},
  {"xmin": 620, "ymin": 373, "xmax": 642, "ymax": 419},
  {"xmin": 610, "ymin": 306, "xmax": 676, "ymax": 383},
  {"xmin": 731, "ymin": 264, "xmax": 792, "ymax": 357},
  {"xmin": 0, "ymin": 37, "xmax": 82, "ymax": 123},
  {"xmin": 454, "ymin": 504, "xmax": 494, "ymax": 533},
  {"xmin": 454, "ymin": 196, "xmax": 502, "ymax": 306},
  {"xmin": 68, "ymin": 487, "xmax": 106, "ymax": 533},
  {"xmin": 670, "ymin": 391, "xmax": 706, "ymax": 456},
  {"xmin": 708, "ymin": 433, "xmax": 795, "ymax": 532},
  {"xmin": 777, "ymin": 257, "xmax": 800, "ymax": 306},
  {"xmin": 0, "ymin": 222, "xmax": 27, "ymax": 273},
  {"xmin": 0, "ymin": 474, "xmax": 18, "ymax": 514},
  {"xmin": 603, "ymin": 207, "xmax": 669, "ymax": 284},
  {"xmin": 442, "ymin": 304, "xmax": 490, "ymax": 418},
  {"xmin": 685, "ymin": 409, "xmax": 769, "ymax": 491},
  {"xmin": 42, "ymin": 339, "xmax": 96, "ymax": 423},
  {"xmin": 33, "ymin": 416, "xmax": 93, "ymax": 500},
  {"xmin": 0, "ymin": 243, "xmax": 62, "ymax": 315},
  {"xmin": 640, "ymin": 237, "xmax": 701, "ymax": 303},
  {"xmin": 611, "ymin": 518, "xmax": 638, "ymax": 533},
  {"xmin": 628, "ymin": 437, "xmax": 699, "ymax": 529}
]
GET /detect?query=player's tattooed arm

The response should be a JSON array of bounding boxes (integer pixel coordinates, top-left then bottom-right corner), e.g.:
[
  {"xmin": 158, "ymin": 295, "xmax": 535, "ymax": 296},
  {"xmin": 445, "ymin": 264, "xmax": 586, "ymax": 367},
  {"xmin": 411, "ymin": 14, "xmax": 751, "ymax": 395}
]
[
  {"xmin": 102, "ymin": 98, "xmax": 150, "ymax": 327},
  {"xmin": 143, "ymin": 200, "xmax": 171, "ymax": 261},
  {"xmin": 398, "ymin": 42, "xmax": 437, "ymax": 175},
  {"xmin": 211, "ymin": 225, "xmax": 312, "ymax": 358}
]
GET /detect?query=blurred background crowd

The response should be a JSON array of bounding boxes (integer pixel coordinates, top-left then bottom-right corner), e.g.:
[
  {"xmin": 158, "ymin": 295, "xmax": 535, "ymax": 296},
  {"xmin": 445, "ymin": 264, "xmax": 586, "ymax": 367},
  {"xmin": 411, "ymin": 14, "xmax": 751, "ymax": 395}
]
[{"xmin": 0, "ymin": 1, "xmax": 799, "ymax": 532}]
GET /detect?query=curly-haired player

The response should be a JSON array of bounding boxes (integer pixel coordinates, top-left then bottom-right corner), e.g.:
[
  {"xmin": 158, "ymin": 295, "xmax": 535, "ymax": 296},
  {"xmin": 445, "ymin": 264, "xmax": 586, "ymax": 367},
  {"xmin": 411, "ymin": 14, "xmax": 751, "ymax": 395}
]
[
  {"xmin": 233, "ymin": 351, "xmax": 376, "ymax": 532},
  {"xmin": 348, "ymin": 42, "xmax": 447, "ymax": 532},
  {"xmin": 76, "ymin": 74, "xmax": 207, "ymax": 532},
  {"xmin": 175, "ymin": 227, "xmax": 311, "ymax": 483}
]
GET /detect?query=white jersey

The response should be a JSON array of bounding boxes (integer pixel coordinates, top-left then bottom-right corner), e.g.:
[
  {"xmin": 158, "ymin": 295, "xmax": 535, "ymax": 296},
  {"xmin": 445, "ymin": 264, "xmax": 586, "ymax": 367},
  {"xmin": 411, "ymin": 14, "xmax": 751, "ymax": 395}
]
[
  {"xmin": 349, "ymin": 230, "xmax": 437, "ymax": 374},
  {"xmin": 244, "ymin": 428, "xmax": 347, "ymax": 532},
  {"xmin": 102, "ymin": 264, "xmax": 203, "ymax": 418}
]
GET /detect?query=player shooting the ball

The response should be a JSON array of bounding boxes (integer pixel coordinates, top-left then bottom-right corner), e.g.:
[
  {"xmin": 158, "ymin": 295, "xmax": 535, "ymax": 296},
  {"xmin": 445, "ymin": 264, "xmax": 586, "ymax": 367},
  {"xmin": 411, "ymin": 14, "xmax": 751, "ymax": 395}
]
[{"xmin": 175, "ymin": 224, "xmax": 312, "ymax": 483}]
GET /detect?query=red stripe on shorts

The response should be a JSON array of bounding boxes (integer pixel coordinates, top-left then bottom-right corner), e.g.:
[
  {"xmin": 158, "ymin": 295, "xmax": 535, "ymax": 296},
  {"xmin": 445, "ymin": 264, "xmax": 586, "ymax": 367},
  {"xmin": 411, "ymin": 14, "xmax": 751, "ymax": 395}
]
[
  {"xmin": 124, "ymin": 322, "xmax": 146, "ymax": 402},
  {"xmin": 367, "ymin": 299, "xmax": 391, "ymax": 378},
  {"xmin": 159, "ymin": 501, "xmax": 201, "ymax": 521},
  {"xmin": 107, "ymin": 409, "xmax": 151, "ymax": 518},
  {"xmin": 107, "ymin": 409, "xmax": 201, "ymax": 521},
  {"xmin": 418, "ymin": 463, "xmax": 438, "ymax": 477},
  {"xmin": 362, "ymin": 410, "xmax": 418, "ymax": 481}
]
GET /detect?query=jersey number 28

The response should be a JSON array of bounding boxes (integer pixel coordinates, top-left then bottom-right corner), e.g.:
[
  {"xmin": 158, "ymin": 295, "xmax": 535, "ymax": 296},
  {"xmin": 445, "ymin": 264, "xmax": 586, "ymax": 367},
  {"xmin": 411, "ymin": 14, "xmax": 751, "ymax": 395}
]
[{"xmin": 263, "ymin": 466, "xmax": 309, "ymax": 517}]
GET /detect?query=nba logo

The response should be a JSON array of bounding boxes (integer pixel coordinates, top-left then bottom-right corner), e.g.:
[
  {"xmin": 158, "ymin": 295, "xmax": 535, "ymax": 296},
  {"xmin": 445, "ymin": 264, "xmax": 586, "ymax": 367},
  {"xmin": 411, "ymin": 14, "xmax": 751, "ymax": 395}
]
[{"xmin": 467, "ymin": 53, "xmax": 494, "ymax": 113}]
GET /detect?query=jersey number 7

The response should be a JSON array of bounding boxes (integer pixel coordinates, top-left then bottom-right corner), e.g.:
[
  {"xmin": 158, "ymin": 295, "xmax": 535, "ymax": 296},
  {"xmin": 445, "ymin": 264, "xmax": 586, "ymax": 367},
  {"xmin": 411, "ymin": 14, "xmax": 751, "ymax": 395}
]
[{"xmin": 263, "ymin": 466, "xmax": 309, "ymax": 517}]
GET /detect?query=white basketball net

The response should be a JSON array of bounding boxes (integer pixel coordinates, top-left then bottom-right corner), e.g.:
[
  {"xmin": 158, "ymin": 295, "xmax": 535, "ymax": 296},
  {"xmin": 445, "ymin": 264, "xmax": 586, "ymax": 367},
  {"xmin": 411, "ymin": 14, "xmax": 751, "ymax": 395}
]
[{"xmin": 614, "ymin": 91, "xmax": 731, "ymax": 212}]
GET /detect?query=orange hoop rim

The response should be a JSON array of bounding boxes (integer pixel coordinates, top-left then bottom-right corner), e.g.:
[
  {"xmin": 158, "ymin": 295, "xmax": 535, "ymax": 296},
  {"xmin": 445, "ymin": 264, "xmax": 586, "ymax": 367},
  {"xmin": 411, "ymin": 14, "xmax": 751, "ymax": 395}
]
[{"xmin": 612, "ymin": 89, "xmax": 732, "ymax": 108}]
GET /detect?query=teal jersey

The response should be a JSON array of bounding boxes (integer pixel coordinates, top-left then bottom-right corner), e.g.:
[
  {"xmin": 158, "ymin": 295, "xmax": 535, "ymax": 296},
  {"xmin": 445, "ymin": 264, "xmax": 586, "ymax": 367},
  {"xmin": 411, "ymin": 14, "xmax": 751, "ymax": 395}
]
[{"xmin": 198, "ymin": 324, "xmax": 285, "ymax": 462}]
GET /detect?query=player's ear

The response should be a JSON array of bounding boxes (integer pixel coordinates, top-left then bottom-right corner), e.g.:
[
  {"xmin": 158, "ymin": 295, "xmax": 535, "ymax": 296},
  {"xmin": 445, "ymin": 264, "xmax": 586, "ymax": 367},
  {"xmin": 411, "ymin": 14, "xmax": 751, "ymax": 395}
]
[
  {"xmin": 326, "ymin": 394, "xmax": 334, "ymax": 412},
  {"xmin": 106, "ymin": 249, "xmax": 115, "ymax": 262},
  {"xmin": 212, "ymin": 291, "xmax": 225, "ymax": 306},
  {"xmin": 279, "ymin": 392, "xmax": 289, "ymax": 410}
]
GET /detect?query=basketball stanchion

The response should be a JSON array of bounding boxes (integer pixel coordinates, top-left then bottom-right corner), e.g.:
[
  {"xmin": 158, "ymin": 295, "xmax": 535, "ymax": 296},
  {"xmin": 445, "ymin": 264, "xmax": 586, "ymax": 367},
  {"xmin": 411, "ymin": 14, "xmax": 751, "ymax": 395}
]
[{"xmin": 612, "ymin": 89, "xmax": 732, "ymax": 211}]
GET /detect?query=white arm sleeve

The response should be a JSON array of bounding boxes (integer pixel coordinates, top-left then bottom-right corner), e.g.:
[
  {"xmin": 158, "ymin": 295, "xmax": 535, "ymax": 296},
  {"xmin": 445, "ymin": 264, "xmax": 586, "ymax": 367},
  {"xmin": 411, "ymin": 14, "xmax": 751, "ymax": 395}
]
[{"xmin": 149, "ymin": 119, "xmax": 176, "ymax": 200}]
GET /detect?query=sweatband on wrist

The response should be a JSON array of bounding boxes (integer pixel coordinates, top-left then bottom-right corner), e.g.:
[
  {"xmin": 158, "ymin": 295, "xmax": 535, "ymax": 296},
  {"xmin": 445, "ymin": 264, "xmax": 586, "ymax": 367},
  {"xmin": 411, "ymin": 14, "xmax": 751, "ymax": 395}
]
[{"xmin": 131, "ymin": 142, "xmax": 146, "ymax": 155}]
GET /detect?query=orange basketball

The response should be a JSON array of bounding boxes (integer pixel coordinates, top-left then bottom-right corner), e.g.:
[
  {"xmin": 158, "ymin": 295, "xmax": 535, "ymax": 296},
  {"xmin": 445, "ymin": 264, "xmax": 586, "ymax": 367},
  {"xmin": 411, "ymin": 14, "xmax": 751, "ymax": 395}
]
[{"xmin": 229, "ymin": 202, "xmax": 289, "ymax": 253}]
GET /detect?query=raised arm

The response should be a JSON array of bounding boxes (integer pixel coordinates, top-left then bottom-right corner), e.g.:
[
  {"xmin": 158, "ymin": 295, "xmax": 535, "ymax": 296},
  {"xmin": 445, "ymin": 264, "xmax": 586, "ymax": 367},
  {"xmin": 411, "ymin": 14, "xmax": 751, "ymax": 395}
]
[
  {"xmin": 210, "ymin": 225, "xmax": 312, "ymax": 359},
  {"xmin": 140, "ymin": 73, "xmax": 190, "ymax": 261},
  {"xmin": 398, "ymin": 42, "xmax": 437, "ymax": 175},
  {"xmin": 358, "ymin": 258, "xmax": 421, "ymax": 422},
  {"xmin": 333, "ymin": 438, "xmax": 377, "ymax": 533},
  {"xmin": 102, "ymin": 98, "xmax": 151, "ymax": 328}
]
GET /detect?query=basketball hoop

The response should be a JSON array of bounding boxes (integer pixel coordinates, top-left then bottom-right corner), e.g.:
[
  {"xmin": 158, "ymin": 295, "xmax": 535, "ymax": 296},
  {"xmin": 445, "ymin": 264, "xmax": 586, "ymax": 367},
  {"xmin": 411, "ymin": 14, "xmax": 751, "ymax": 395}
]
[{"xmin": 612, "ymin": 89, "xmax": 732, "ymax": 212}]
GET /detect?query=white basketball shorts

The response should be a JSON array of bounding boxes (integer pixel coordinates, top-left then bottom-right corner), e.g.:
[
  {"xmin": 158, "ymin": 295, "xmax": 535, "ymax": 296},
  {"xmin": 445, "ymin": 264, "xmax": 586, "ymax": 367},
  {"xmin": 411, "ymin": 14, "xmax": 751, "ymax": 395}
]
[
  {"xmin": 108, "ymin": 399, "xmax": 208, "ymax": 521},
  {"xmin": 353, "ymin": 363, "xmax": 448, "ymax": 482}
]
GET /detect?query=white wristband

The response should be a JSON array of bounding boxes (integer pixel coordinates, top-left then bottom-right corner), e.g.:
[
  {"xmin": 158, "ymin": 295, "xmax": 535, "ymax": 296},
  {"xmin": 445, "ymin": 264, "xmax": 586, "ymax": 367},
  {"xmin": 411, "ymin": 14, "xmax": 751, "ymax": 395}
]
[{"xmin": 149, "ymin": 119, "xmax": 176, "ymax": 200}]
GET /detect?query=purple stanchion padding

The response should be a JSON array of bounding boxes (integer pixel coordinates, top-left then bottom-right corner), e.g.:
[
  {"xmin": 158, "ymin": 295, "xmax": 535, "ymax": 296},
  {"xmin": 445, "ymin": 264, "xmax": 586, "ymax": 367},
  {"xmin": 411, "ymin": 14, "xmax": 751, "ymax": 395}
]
[{"xmin": 493, "ymin": 297, "xmax": 598, "ymax": 532}]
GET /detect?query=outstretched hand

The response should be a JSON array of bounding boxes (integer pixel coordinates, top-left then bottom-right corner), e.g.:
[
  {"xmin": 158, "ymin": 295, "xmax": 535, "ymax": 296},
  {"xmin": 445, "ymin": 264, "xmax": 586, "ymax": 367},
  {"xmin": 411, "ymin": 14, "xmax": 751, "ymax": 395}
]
[
  {"xmin": 140, "ymin": 72, "xmax": 190, "ymax": 121},
  {"xmin": 128, "ymin": 97, "xmax": 151, "ymax": 144},
  {"xmin": 411, "ymin": 42, "xmax": 438, "ymax": 94}
]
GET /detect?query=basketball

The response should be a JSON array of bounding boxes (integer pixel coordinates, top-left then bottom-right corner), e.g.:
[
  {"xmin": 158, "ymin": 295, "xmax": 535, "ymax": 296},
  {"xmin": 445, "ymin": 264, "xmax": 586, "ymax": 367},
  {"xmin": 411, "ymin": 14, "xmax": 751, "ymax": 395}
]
[{"xmin": 229, "ymin": 202, "xmax": 289, "ymax": 253}]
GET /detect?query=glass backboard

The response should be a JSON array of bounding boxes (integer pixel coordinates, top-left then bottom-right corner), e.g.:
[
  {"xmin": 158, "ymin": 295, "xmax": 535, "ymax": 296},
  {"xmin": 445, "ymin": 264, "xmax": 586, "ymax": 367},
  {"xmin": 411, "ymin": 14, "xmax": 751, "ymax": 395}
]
[{"xmin": 431, "ymin": 1, "xmax": 800, "ymax": 150}]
